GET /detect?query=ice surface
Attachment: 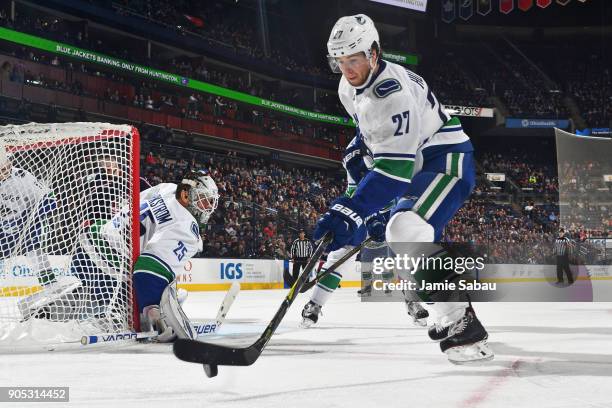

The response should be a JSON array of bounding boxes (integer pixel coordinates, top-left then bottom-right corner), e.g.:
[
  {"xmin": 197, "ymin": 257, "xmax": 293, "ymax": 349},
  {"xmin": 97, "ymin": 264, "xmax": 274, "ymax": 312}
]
[{"xmin": 1, "ymin": 288, "xmax": 612, "ymax": 408}]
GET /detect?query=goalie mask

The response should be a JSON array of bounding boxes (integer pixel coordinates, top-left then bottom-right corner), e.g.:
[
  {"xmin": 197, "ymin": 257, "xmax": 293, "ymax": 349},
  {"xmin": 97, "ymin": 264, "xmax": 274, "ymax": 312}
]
[{"xmin": 181, "ymin": 170, "xmax": 219, "ymax": 224}]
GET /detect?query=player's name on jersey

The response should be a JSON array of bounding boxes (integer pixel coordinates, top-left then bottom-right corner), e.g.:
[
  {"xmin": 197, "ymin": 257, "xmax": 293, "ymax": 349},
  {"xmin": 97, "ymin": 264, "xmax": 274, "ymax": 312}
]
[{"xmin": 372, "ymin": 279, "xmax": 497, "ymax": 292}]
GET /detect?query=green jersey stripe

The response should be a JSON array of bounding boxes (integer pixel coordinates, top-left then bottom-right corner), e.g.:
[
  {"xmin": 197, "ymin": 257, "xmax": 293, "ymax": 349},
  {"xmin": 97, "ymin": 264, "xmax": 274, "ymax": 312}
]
[
  {"xmin": 373, "ymin": 158, "xmax": 414, "ymax": 181},
  {"xmin": 133, "ymin": 255, "xmax": 175, "ymax": 283}
]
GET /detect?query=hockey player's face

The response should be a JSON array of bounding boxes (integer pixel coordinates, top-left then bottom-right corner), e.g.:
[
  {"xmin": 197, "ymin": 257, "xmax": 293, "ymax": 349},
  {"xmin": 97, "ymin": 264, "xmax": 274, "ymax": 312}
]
[{"xmin": 336, "ymin": 52, "xmax": 372, "ymax": 86}]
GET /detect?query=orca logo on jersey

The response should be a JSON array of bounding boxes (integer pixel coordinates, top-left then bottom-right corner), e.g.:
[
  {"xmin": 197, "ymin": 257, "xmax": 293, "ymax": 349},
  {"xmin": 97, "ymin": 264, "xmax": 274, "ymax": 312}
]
[
  {"xmin": 374, "ymin": 79, "xmax": 402, "ymax": 98},
  {"xmin": 331, "ymin": 203, "xmax": 363, "ymax": 227},
  {"xmin": 190, "ymin": 222, "xmax": 199, "ymax": 240}
]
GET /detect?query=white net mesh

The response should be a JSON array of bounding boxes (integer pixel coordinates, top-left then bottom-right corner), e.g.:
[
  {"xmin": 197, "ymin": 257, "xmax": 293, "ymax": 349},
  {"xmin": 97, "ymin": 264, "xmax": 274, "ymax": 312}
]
[{"xmin": 0, "ymin": 122, "xmax": 138, "ymax": 350}]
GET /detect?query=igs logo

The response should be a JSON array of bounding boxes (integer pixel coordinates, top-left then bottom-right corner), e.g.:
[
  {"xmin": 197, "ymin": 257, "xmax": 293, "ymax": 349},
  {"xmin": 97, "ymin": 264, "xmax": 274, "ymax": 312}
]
[{"xmin": 220, "ymin": 262, "xmax": 243, "ymax": 279}]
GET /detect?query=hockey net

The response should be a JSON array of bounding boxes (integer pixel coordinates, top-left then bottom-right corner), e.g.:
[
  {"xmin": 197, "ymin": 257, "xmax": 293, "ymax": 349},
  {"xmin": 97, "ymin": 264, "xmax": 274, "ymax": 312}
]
[{"xmin": 0, "ymin": 122, "xmax": 140, "ymax": 350}]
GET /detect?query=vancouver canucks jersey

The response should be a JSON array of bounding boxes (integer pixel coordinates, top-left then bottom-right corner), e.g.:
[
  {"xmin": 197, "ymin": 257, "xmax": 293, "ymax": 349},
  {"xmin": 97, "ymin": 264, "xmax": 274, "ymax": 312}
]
[
  {"xmin": 134, "ymin": 183, "xmax": 203, "ymax": 282},
  {"xmin": 337, "ymin": 60, "xmax": 471, "ymax": 216},
  {"xmin": 100, "ymin": 183, "xmax": 202, "ymax": 282}
]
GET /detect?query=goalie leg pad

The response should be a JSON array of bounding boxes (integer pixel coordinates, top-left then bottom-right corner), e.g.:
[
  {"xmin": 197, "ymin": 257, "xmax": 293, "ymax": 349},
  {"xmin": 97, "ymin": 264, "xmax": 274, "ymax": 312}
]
[
  {"xmin": 159, "ymin": 283, "xmax": 196, "ymax": 341},
  {"xmin": 18, "ymin": 276, "xmax": 82, "ymax": 321}
]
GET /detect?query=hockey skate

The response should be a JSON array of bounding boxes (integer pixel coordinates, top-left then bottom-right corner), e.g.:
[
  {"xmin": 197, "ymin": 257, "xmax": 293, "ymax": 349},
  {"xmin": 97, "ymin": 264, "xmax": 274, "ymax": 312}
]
[
  {"xmin": 405, "ymin": 301, "xmax": 429, "ymax": 327},
  {"xmin": 300, "ymin": 301, "xmax": 322, "ymax": 328},
  {"xmin": 438, "ymin": 306, "xmax": 494, "ymax": 364},
  {"xmin": 357, "ymin": 284, "xmax": 372, "ymax": 297},
  {"xmin": 428, "ymin": 322, "xmax": 450, "ymax": 342}
]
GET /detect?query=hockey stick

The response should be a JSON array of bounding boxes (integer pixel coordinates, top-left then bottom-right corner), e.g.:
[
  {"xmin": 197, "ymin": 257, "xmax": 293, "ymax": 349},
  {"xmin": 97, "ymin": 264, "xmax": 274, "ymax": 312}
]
[
  {"xmin": 172, "ymin": 232, "xmax": 332, "ymax": 374},
  {"xmin": 81, "ymin": 281, "xmax": 240, "ymax": 345},
  {"xmin": 299, "ymin": 237, "xmax": 374, "ymax": 294}
]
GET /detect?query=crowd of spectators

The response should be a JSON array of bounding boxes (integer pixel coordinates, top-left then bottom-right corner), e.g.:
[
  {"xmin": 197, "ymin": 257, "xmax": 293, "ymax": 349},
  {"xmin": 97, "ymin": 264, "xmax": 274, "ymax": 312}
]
[
  {"xmin": 422, "ymin": 50, "xmax": 493, "ymax": 108},
  {"xmin": 0, "ymin": 3, "xmax": 344, "ymax": 116},
  {"xmin": 2, "ymin": 1, "xmax": 611, "ymax": 264},
  {"xmin": 3, "ymin": 3, "xmax": 611, "ymax": 126},
  {"xmin": 136, "ymin": 135, "xmax": 611, "ymax": 262},
  {"xmin": 522, "ymin": 41, "xmax": 612, "ymax": 129},
  {"xmin": 111, "ymin": 0, "xmax": 337, "ymax": 80},
  {"xmin": 444, "ymin": 199, "xmax": 557, "ymax": 263},
  {"xmin": 557, "ymin": 160, "xmax": 612, "ymax": 236},
  {"xmin": 0, "ymin": 44, "xmax": 345, "ymax": 148},
  {"xmin": 479, "ymin": 152, "xmax": 558, "ymax": 194},
  {"xmin": 564, "ymin": 54, "xmax": 612, "ymax": 129}
]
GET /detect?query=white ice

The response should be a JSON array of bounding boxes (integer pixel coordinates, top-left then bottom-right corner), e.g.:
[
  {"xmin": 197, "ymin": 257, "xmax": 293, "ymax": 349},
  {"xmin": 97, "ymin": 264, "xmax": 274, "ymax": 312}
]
[{"xmin": 1, "ymin": 288, "xmax": 612, "ymax": 408}]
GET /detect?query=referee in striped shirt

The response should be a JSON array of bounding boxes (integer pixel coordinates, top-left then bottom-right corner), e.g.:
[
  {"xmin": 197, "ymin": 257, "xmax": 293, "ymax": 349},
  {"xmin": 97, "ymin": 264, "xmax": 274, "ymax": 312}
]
[
  {"xmin": 290, "ymin": 229, "xmax": 314, "ymax": 285},
  {"xmin": 554, "ymin": 229, "xmax": 574, "ymax": 285}
]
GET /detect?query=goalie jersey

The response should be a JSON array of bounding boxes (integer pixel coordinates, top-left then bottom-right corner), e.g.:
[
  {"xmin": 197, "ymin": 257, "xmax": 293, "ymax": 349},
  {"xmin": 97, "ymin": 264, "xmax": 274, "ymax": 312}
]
[
  {"xmin": 134, "ymin": 183, "xmax": 203, "ymax": 283},
  {"xmin": 97, "ymin": 183, "xmax": 202, "ymax": 282}
]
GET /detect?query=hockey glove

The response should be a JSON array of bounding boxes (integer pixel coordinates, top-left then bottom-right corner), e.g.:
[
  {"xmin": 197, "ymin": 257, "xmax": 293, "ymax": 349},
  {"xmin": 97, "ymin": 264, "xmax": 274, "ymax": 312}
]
[
  {"xmin": 314, "ymin": 196, "xmax": 365, "ymax": 252},
  {"xmin": 365, "ymin": 211, "xmax": 387, "ymax": 243}
]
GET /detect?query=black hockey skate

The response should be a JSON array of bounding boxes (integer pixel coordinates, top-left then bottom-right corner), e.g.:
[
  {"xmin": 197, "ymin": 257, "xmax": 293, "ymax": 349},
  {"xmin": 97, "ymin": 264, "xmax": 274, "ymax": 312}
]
[
  {"xmin": 405, "ymin": 301, "xmax": 429, "ymax": 327},
  {"xmin": 300, "ymin": 301, "xmax": 322, "ymax": 328},
  {"xmin": 357, "ymin": 284, "xmax": 372, "ymax": 297},
  {"xmin": 428, "ymin": 322, "xmax": 450, "ymax": 342},
  {"xmin": 438, "ymin": 307, "xmax": 494, "ymax": 364}
]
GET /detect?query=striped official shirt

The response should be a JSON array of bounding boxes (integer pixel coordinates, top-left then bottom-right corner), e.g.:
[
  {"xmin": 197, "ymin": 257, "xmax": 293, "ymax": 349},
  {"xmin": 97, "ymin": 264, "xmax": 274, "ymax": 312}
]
[
  {"xmin": 554, "ymin": 237, "xmax": 573, "ymax": 256},
  {"xmin": 291, "ymin": 238, "xmax": 314, "ymax": 259}
]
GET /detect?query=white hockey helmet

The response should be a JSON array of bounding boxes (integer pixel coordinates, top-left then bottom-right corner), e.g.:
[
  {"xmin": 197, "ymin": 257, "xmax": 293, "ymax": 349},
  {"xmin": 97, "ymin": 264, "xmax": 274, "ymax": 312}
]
[
  {"xmin": 0, "ymin": 144, "xmax": 11, "ymax": 181},
  {"xmin": 181, "ymin": 169, "xmax": 219, "ymax": 224},
  {"xmin": 327, "ymin": 14, "xmax": 380, "ymax": 74}
]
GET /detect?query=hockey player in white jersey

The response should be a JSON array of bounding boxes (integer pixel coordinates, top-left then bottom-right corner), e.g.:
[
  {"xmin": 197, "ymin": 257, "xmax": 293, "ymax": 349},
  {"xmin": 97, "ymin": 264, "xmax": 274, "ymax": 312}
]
[
  {"xmin": 131, "ymin": 170, "xmax": 218, "ymax": 341},
  {"xmin": 0, "ymin": 145, "xmax": 57, "ymax": 284},
  {"xmin": 302, "ymin": 14, "xmax": 493, "ymax": 364},
  {"xmin": 24, "ymin": 168, "xmax": 218, "ymax": 342}
]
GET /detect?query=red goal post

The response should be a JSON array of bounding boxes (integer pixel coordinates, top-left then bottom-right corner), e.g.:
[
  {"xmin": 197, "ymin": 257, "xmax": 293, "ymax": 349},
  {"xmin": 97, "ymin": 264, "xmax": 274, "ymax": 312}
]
[{"xmin": 0, "ymin": 122, "xmax": 140, "ymax": 350}]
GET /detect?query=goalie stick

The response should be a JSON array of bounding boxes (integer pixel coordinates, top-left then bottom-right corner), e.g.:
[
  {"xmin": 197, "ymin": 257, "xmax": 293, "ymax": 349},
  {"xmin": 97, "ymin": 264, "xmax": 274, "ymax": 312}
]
[
  {"xmin": 299, "ymin": 237, "xmax": 374, "ymax": 294},
  {"xmin": 81, "ymin": 281, "xmax": 240, "ymax": 345},
  {"xmin": 172, "ymin": 233, "xmax": 332, "ymax": 376}
]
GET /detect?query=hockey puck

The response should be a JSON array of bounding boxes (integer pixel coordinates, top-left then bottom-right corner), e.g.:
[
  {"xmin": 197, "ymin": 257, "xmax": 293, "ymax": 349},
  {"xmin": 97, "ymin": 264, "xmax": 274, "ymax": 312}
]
[{"xmin": 203, "ymin": 364, "xmax": 218, "ymax": 378}]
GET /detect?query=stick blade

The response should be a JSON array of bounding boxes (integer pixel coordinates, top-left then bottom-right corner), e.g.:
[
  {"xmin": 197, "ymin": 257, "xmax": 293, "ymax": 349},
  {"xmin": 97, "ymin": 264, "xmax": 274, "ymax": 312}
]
[
  {"xmin": 173, "ymin": 339, "xmax": 260, "ymax": 366},
  {"xmin": 203, "ymin": 364, "xmax": 218, "ymax": 378}
]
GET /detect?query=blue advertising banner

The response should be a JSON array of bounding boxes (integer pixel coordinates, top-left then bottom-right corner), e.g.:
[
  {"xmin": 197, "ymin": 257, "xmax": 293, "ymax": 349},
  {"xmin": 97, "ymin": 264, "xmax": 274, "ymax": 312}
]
[
  {"xmin": 506, "ymin": 118, "xmax": 570, "ymax": 129},
  {"xmin": 577, "ymin": 128, "xmax": 612, "ymax": 136}
]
